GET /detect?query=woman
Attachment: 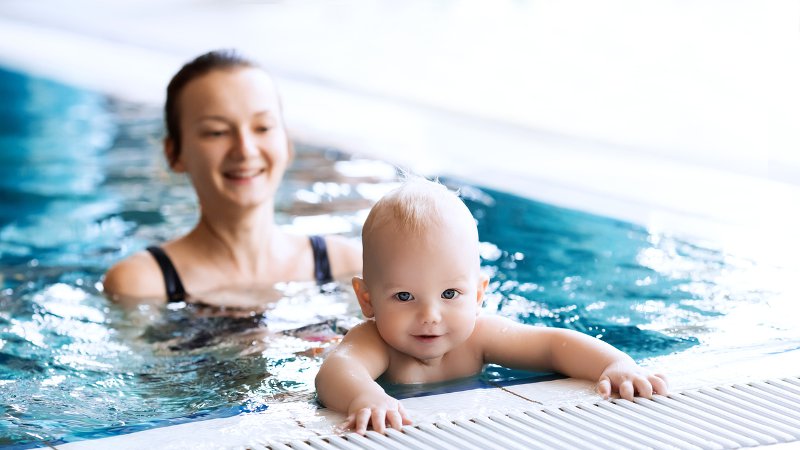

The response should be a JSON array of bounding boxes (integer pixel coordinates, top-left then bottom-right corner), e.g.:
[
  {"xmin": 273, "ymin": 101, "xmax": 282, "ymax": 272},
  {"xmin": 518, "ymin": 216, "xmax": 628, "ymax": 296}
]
[{"xmin": 104, "ymin": 50, "xmax": 361, "ymax": 306}]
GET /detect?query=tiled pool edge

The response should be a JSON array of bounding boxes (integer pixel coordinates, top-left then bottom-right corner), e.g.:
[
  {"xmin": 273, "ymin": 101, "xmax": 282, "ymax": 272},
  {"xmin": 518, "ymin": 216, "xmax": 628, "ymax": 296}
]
[{"xmin": 41, "ymin": 347, "xmax": 800, "ymax": 449}]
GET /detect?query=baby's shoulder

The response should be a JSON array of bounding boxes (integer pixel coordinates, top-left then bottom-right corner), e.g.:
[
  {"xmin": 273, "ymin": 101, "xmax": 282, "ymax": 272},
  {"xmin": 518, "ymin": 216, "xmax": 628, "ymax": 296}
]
[
  {"xmin": 474, "ymin": 314, "xmax": 517, "ymax": 331},
  {"xmin": 343, "ymin": 319, "xmax": 381, "ymax": 341},
  {"xmin": 103, "ymin": 250, "xmax": 166, "ymax": 302}
]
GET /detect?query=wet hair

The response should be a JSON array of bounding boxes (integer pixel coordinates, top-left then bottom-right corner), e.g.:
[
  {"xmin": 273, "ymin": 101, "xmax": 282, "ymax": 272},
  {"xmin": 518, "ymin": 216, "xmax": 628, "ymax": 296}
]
[
  {"xmin": 362, "ymin": 174, "xmax": 477, "ymax": 240},
  {"xmin": 164, "ymin": 49, "xmax": 259, "ymax": 165}
]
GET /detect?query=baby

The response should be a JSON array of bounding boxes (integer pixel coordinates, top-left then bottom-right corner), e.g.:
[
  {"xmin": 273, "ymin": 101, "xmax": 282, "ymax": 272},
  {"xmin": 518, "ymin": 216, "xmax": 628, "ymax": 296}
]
[{"xmin": 315, "ymin": 177, "xmax": 668, "ymax": 434}]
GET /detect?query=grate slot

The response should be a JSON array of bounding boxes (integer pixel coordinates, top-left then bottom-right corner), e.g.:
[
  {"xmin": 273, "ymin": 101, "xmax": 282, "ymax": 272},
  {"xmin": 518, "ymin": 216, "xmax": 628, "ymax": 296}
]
[
  {"xmin": 666, "ymin": 392, "xmax": 784, "ymax": 444},
  {"xmin": 453, "ymin": 418, "xmax": 529, "ymax": 450},
  {"xmin": 733, "ymin": 382, "xmax": 800, "ymax": 416},
  {"xmin": 564, "ymin": 404, "xmax": 666, "ymax": 450},
  {"xmin": 434, "ymin": 419, "xmax": 511, "ymax": 449},
  {"xmin": 609, "ymin": 398, "xmax": 726, "ymax": 449},
  {"xmin": 543, "ymin": 406, "xmax": 648, "ymax": 450},
  {"xmin": 313, "ymin": 437, "xmax": 361, "ymax": 450},
  {"xmin": 717, "ymin": 385, "xmax": 800, "ymax": 424},
  {"xmin": 597, "ymin": 402, "xmax": 698, "ymax": 449},
  {"xmin": 488, "ymin": 413, "xmax": 579, "ymax": 450},
  {"xmin": 403, "ymin": 424, "xmax": 477, "ymax": 450},
  {"xmin": 630, "ymin": 397, "xmax": 747, "ymax": 448},
  {"xmin": 763, "ymin": 378, "xmax": 800, "ymax": 397},
  {"xmin": 682, "ymin": 389, "xmax": 798, "ymax": 440},
  {"xmin": 652, "ymin": 394, "xmax": 771, "ymax": 445},
  {"xmin": 247, "ymin": 443, "xmax": 272, "ymax": 450},
  {"xmin": 339, "ymin": 432, "xmax": 386, "ymax": 450},
  {"xmin": 517, "ymin": 410, "xmax": 607, "ymax": 450},
  {"xmin": 361, "ymin": 430, "xmax": 408, "ymax": 450},
  {"xmin": 374, "ymin": 428, "xmax": 428, "ymax": 450},
  {"xmin": 470, "ymin": 416, "xmax": 552, "ymax": 450},
  {"xmin": 525, "ymin": 410, "xmax": 605, "ymax": 449},
  {"xmin": 503, "ymin": 411, "xmax": 598, "ymax": 450},
  {"xmin": 781, "ymin": 377, "xmax": 800, "ymax": 388},
  {"xmin": 260, "ymin": 376, "xmax": 800, "ymax": 450}
]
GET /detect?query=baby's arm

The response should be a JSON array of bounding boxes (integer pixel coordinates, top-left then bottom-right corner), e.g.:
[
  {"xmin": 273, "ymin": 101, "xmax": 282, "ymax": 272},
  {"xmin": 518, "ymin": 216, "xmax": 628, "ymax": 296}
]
[
  {"xmin": 478, "ymin": 316, "xmax": 667, "ymax": 400},
  {"xmin": 315, "ymin": 321, "xmax": 411, "ymax": 434}
]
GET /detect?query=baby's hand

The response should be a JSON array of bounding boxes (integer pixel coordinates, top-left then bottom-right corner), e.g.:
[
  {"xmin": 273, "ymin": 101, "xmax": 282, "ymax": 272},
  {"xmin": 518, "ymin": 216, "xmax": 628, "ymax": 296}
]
[
  {"xmin": 343, "ymin": 392, "xmax": 412, "ymax": 435},
  {"xmin": 597, "ymin": 360, "xmax": 668, "ymax": 401}
]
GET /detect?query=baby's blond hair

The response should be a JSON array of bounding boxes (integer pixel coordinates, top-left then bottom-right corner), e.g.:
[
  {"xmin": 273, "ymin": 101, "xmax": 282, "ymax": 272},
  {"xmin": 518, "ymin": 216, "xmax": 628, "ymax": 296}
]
[{"xmin": 361, "ymin": 175, "xmax": 478, "ymax": 255}]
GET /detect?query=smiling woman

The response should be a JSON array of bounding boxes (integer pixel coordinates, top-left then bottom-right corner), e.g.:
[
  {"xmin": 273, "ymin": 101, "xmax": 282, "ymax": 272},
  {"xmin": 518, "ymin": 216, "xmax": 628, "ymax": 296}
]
[{"xmin": 103, "ymin": 50, "xmax": 362, "ymax": 306}]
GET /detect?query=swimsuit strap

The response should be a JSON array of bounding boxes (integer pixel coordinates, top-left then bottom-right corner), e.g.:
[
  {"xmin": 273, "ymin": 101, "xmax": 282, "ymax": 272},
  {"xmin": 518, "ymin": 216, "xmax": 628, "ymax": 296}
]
[
  {"xmin": 308, "ymin": 235, "xmax": 333, "ymax": 284},
  {"xmin": 146, "ymin": 237, "xmax": 331, "ymax": 301},
  {"xmin": 146, "ymin": 246, "xmax": 188, "ymax": 302}
]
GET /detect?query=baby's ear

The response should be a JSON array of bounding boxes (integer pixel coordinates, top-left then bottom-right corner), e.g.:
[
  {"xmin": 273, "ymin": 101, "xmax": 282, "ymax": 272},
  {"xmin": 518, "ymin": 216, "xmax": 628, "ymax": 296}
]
[
  {"xmin": 476, "ymin": 274, "xmax": 490, "ymax": 307},
  {"xmin": 352, "ymin": 276, "xmax": 374, "ymax": 318}
]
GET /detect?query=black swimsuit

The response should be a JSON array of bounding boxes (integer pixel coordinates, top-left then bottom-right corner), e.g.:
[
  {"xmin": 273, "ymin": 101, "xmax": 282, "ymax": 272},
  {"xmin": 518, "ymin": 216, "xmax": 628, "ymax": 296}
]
[{"xmin": 146, "ymin": 235, "xmax": 333, "ymax": 302}]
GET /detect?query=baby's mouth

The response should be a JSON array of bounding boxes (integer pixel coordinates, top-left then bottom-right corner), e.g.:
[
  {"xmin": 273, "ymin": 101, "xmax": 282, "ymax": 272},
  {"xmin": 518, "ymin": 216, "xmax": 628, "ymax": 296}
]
[{"xmin": 413, "ymin": 334, "xmax": 442, "ymax": 342}]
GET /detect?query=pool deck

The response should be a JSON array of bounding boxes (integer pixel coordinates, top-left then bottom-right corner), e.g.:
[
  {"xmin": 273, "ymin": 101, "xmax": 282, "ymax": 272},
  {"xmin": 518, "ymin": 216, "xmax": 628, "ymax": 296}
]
[{"xmin": 1, "ymin": 2, "xmax": 799, "ymax": 448}]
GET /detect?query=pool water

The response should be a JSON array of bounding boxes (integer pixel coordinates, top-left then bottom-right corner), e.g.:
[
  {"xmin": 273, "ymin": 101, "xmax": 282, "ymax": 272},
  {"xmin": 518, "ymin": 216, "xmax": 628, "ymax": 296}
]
[{"xmin": 1, "ymin": 67, "xmax": 798, "ymax": 448}]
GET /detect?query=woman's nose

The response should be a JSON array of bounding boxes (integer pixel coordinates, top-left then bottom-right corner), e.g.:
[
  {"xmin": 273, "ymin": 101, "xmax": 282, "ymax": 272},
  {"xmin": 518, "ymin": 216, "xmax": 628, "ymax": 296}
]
[{"xmin": 232, "ymin": 129, "xmax": 259, "ymax": 158}]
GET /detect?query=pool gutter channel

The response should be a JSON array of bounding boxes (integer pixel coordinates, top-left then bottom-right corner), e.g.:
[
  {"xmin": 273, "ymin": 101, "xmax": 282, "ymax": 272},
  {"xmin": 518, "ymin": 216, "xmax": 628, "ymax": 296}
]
[{"xmin": 252, "ymin": 376, "xmax": 800, "ymax": 450}]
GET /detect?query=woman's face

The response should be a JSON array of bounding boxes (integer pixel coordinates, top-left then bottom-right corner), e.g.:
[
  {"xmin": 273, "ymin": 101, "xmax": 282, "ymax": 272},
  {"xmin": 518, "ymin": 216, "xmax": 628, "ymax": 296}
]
[{"xmin": 170, "ymin": 67, "xmax": 290, "ymax": 213}]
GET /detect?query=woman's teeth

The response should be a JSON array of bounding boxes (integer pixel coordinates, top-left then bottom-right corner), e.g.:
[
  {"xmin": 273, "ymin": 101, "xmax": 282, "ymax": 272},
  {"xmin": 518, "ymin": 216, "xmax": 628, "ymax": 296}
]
[{"xmin": 225, "ymin": 169, "xmax": 263, "ymax": 179}]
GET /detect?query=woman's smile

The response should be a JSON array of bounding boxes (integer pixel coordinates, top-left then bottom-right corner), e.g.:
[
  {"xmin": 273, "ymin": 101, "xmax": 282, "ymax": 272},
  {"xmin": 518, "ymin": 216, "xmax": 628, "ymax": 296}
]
[{"xmin": 223, "ymin": 167, "xmax": 266, "ymax": 182}]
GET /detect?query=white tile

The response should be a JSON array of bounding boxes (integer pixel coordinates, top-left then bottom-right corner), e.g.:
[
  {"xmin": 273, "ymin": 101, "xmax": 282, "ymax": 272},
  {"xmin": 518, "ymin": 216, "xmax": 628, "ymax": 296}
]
[
  {"xmin": 51, "ymin": 401, "xmax": 321, "ymax": 450},
  {"xmin": 499, "ymin": 378, "xmax": 602, "ymax": 408},
  {"xmin": 398, "ymin": 387, "xmax": 537, "ymax": 424}
]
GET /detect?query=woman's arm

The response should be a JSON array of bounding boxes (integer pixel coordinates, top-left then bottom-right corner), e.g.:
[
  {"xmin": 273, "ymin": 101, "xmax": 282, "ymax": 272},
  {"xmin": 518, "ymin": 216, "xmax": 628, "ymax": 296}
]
[
  {"xmin": 478, "ymin": 315, "xmax": 667, "ymax": 399},
  {"xmin": 325, "ymin": 235, "xmax": 362, "ymax": 279},
  {"xmin": 315, "ymin": 321, "xmax": 411, "ymax": 434},
  {"xmin": 103, "ymin": 251, "xmax": 167, "ymax": 305}
]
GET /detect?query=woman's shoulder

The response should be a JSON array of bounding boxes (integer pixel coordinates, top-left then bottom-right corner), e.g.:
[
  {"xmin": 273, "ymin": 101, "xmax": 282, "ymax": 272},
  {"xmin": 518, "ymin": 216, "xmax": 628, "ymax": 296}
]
[
  {"xmin": 103, "ymin": 249, "xmax": 166, "ymax": 303},
  {"xmin": 322, "ymin": 235, "xmax": 362, "ymax": 278}
]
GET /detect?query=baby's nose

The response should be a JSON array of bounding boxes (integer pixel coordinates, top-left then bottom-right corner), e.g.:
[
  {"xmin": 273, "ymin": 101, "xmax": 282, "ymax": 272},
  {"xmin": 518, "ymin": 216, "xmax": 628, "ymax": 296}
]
[{"xmin": 419, "ymin": 303, "xmax": 441, "ymax": 324}]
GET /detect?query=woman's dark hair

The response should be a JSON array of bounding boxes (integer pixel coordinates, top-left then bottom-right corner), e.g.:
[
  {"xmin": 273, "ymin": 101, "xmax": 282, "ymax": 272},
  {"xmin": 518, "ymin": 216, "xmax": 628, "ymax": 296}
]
[{"xmin": 165, "ymin": 49, "xmax": 258, "ymax": 165}]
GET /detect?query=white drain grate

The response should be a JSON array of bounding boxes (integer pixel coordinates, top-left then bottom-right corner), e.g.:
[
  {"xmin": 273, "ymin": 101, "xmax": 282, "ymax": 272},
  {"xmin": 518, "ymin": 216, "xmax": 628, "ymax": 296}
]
[{"xmin": 250, "ymin": 377, "xmax": 800, "ymax": 450}]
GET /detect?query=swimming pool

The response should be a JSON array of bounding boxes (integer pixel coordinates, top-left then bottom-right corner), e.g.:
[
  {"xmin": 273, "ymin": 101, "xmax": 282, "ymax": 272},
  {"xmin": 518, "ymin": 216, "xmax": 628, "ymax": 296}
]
[{"xmin": 1, "ymin": 66, "xmax": 798, "ymax": 449}]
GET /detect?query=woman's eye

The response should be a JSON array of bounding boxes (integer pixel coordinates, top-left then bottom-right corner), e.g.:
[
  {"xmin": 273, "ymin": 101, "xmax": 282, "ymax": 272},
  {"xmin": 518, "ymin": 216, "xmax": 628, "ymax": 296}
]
[
  {"xmin": 203, "ymin": 130, "xmax": 228, "ymax": 138},
  {"xmin": 395, "ymin": 292, "xmax": 414, "ymax": 302},
  {"xmin": 441, "ymin": 289, "xmax": 459, "ymax": 300},
  {"xmin": 254, "ymin": 125, "xmax": 271, "ymax": 133}
]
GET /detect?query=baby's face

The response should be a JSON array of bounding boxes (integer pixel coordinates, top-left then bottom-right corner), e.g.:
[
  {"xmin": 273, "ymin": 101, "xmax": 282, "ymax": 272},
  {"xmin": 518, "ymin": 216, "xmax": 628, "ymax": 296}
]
[{"xmin": 362, "ymin": 219, "xmax": 486, "ymax": 362}]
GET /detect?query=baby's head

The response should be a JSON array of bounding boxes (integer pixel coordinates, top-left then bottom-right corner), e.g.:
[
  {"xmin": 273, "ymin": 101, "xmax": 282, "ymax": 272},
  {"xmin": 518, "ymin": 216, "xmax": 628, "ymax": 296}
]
[
  {"xmin": 361, "ymin": 176, "xmax": 481, "ymax": 278},
  {"xmin": 354, "ymin": 176, "xmax": 488, "ymax": 361}
]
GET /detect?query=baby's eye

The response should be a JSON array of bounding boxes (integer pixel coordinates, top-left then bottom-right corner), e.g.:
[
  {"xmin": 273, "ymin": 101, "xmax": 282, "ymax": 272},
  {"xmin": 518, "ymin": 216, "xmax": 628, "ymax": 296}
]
[
  {"xmin": 394, "ymin": 292, "xmax": 414, "ymax": 302},
  {"xmin": 254, "ymin": 125, "xmax": 271, "ymax": 133},
  {"xmin": 441, "ymin": 289, "xmax": 459, "ymax": 300}
]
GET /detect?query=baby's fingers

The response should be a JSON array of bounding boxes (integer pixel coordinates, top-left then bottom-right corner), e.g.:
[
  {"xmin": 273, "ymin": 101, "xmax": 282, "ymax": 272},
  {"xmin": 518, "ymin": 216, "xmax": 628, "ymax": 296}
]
[
  {"xmin": 355, "ymin": 408, "xmax": 373, "ymax": 435},
  {"xmin": 371, "ymin": 408, "xmax": 387, "ymax": 434},
  {"xmin": 340, "ymin": 414, "xmax": 356, "ymax": 433},
  {"xmin": 398, "ymin": 402, "xmax": 413, "ymax": 425},
  {"xmin": 650, "ymin": 373, "xmax": 669, "ymax": 395},
  {"xmin": 619, "ymin": 380, "xmax": 635, "ymax": 401},
  {"xmin": 597, "ymin": 376, "xmax": 612, "ymax": 399},
  {"xmin": 386, "ymin": 410, "xmax": 404, "ymax": 431},
  {"xmin": 633, "ymin": 377, "xmax": 653, "ymax": 399}
]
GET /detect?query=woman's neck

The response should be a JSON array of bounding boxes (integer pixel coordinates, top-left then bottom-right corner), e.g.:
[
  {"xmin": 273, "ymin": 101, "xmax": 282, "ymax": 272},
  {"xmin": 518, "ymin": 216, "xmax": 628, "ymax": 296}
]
[{"xmin": 192, "ymin": 203, "xmax": 282, "ymax": 277}]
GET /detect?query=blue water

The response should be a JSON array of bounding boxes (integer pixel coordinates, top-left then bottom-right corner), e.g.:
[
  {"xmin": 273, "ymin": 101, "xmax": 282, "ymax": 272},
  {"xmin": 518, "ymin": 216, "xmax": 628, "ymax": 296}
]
[{"xmin": 0, "ymin": 66, "xmax": 793, "ymax": 448}]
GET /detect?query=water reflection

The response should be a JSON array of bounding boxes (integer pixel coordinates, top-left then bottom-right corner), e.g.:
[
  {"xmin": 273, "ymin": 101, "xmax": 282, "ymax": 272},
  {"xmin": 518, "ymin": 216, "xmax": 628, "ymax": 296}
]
[{"xmin": 1, "ymin": 65, "xmax": 797, "ymax": 447}]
